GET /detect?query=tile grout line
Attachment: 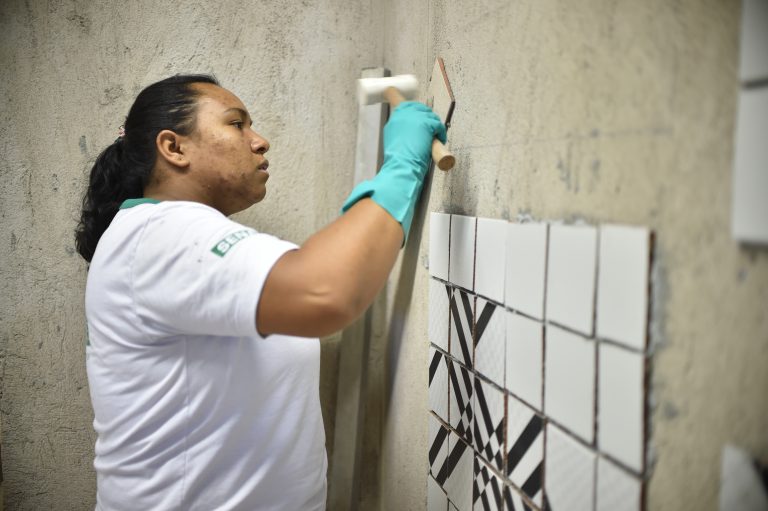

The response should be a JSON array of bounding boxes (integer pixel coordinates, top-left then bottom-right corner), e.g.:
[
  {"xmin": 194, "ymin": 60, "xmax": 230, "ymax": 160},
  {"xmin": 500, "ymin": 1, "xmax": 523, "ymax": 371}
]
[
  {"xmin": 592, "ymin": 227, "xmax": 601, "ymax": 511},
  {"xmin": 541, "ymin": 223, "xmax": 550, "ymax": 511},
  {"xmin": 446, "ymin": 215, "xmax": 452, "ymax": 434},
  {"xmin": 640, "ymin": 230, "xmax": 656, "ymax": 511}
]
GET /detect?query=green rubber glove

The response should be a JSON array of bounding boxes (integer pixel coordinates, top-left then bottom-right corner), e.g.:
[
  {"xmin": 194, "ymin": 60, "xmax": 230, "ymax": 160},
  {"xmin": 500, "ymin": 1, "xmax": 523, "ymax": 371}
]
[{"xmin": 341, "ymin": 101, "xmax": 448, "ymax": 244}]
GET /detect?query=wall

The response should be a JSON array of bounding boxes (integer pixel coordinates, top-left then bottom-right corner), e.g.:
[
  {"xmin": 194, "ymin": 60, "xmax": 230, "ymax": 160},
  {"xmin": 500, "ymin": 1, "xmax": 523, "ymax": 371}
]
[
  {"xmin": 374, "ymin": 0, "xmax": 767, "ymax": 510},
  {"xmin": 0, "ymin": 0, "xmax": 382, "ymax": 508},
  {"xmin": 1, "ymin": 1, "xmax": 766, "ymax": 510}
]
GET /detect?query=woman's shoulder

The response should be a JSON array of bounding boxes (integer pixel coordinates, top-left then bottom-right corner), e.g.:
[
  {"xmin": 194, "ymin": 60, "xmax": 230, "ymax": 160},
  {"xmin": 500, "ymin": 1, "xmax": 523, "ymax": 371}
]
[
  {"xmin": 117, "ymin": 200, "xmax": 231, "ymax": 230},
  {"xmin": 154, "ymin": 200, "xmax": 227, "ymax": 219}
]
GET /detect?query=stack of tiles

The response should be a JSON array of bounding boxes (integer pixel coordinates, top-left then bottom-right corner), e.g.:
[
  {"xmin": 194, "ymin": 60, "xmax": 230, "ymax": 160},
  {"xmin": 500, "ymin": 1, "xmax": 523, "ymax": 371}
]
[{"xmin": 427, "ymin": 213, "xmax": 652, "ymax": 511}]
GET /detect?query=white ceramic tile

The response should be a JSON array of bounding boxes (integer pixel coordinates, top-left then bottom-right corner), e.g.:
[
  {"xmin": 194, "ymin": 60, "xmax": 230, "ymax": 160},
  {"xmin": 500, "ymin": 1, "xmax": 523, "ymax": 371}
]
[
  {"xmin": 430, "ymin": 347, "xmax": 450, "ymax": 422},
  {"xmin": 473, "ymin": 377, "xmax": 505, "ymax": 472},
  {"xmin": 505, "ymin": 312, "xmax": 543, "ymax": 411},
  {"xmin": 450, "ymin": 288, "xmax": 475, "ymax": 368},
  {"xmin": 430, "ymin": 278, "xmax": 452, "ymax": 352},
  {"xmin": 505, "ymin": 223, "xmax": 548, "ymax": 320},
  {"xmin": 475, "ymin": 218, "xmax": 507, "ymax": 303},
  {"xmin": 450, "ymin": 215, "xmax": 476, "ymax": 291},
  {"xmin": 596, "ymin": 457, "xmax": 642, "ymax": 511},
  {"xmin": 431, "ymin": 212, "xmax": 451, "ymax": 280},
  {"xmin": 451, "ymin": 503, "xmax": 460, "ymax": 511},
  {"xmin": 739, "ymin": 0, "xmax": 768, "ymax": 82},
  {"xmin": 473, "ymin": 456, "xmax": 504, "ymax": 511},
  {"xmin": 733, "ymin": 86, "xmax": 768, "ymax": 244},
  {"xmin": 449, "ymin": 358, "xmax": 474, "ymax": 445},
  {"xmin": 544, "ymin": 326, "xmax": 596, "ymax": 443},
  {"xmin": 445, "ymin": 433, "xmax": 474, "ymax": 511},
  {"xmin": 545, "ymin": 224, "xmax": 598, "ymax": 335},
  {"xmin": 429, "ymin": 475, "xmax": 450, "ymax": 511},
  {"xmin": 596, "ymin": 225, "xmax": 650, "ymax": 350},
  {"xmin": 598, "ymin": 343, "xmax": 645, "ymax": 473},
  {"xmin": 475, "ymin": 297, "xmax": 505, "ymax": 387},
  {"xmin": 506, "ymin": 395, "xmax": 543, "ymax": 507},
  {"xmin": 503, "ymin": 484, "xmax": 535, "ymax": 511},
  {"xmin": 545, "ymin": 424, "xmax": 596, "ymax": 511},
  {"xmin": 430, "ymin": 413, "xmax": 450, "ymax": 484}
]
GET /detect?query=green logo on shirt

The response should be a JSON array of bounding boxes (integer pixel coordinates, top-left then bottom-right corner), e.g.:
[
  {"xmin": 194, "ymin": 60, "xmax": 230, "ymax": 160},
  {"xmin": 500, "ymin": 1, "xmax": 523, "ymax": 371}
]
[{"xmin": 211, "ymin": 229, "xmax": 255, "ymax": 257}]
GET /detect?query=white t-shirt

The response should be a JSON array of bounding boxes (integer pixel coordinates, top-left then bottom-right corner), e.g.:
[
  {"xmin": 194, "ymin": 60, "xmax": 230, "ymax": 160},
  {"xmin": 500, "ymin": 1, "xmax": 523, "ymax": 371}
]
[{"xmin": 85, "ymin": 199, "xmax": 327, "ymax": 511}]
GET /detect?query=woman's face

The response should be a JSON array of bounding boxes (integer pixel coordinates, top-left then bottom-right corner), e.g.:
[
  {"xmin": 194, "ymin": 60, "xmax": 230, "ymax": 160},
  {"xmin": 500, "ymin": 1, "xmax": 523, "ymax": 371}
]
[{"xmin": 184, "ymin": 83, "xmax": 271, "ymax": 215}]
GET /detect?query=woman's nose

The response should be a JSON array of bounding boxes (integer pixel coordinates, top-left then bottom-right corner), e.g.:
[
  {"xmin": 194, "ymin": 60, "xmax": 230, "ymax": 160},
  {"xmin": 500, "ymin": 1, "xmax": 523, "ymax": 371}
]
[{"xmin": 251, "ymin": 133, "xmax": 270, "ymax": 154}]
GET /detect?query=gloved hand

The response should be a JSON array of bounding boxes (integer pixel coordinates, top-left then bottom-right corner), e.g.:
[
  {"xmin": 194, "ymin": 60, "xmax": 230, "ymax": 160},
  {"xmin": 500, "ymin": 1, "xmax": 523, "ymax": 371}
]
[{"xmin": 341, "ymin": 102, "xmax": 448, "ymax": 244}]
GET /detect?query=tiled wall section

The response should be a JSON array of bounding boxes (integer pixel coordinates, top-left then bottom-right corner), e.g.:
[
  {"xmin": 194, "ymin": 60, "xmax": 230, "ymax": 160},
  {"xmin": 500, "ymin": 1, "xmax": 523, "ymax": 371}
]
[{"xmin": 427, "ymin": 213, "xmax": 652, "ymax": 511}]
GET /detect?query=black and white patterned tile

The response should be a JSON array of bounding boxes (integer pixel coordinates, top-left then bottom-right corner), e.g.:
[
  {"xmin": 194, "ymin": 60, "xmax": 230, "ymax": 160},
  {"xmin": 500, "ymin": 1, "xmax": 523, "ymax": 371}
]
[
  {"xmin": 503, "ymin": 484, "xmax": 535, "ymax": 511},
  {"xmin": 506, "ymin": 396, "xmax": 543, "ymax": 508},
  {"xmin": 448, "ymin": 358, "xmax": 474, "ymax": 446},
  {"xmin": 430, "ymin": 346, "xmax": 450, "ymax": 422},
  {"xmin": 430, "ymin": 412, "xmax": 450, "ymax": 486},
  {"xmin": 474, "ymin": 297, "xmax": 505, "ymax": 387},
  {"xmin": 473, "ymin": 376, "xmax": 505, "ymax": 472},
  {"xmin": 450, "ymin": 287, "xmax": 475, "ymax": 368},
  {"xmin": 473, "ymin": 456, "xmax": 504, "ymax": 511},
  {"xmin": 445, "ymin": 433, "xmax": 474, "ymax": 511}
]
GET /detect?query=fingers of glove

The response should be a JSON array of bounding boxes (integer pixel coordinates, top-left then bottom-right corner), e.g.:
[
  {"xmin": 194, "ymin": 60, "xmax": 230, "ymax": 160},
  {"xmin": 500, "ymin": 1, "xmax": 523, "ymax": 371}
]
[
  {"xmin": 399, "ymin": 104, "xmax": 448, "ymax": 144},
  {"xmin": 389, "ymin": 102, "xmax": 442, "ymax": 129},
  {"xmin": 430, "ymin": 116, "xmax": 448, "ymax": 144},
  {"xmin": 385, "ymin": 102, "xmax": 448, "ymax": 152}
]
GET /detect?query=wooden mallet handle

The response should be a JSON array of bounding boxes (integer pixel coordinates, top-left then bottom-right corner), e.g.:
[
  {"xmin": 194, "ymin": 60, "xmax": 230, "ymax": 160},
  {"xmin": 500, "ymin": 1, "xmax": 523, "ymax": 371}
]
[{"xmin": 383, "ymin": 87, "xmax": 455, "ymax": 171}]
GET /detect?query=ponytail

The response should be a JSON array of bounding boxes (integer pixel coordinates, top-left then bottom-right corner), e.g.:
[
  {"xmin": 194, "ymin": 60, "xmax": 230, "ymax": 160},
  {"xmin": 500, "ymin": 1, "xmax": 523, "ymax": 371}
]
[{"xmin": 74, "ymin": 74, "xmax": 219, "ymax": 262}]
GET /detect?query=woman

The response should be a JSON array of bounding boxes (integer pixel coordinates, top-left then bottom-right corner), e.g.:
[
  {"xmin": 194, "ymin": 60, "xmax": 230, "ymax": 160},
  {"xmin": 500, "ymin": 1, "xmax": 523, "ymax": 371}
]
[{"xmin": 76, "ymin": 74, "xmax": 445, "ymax": 510}]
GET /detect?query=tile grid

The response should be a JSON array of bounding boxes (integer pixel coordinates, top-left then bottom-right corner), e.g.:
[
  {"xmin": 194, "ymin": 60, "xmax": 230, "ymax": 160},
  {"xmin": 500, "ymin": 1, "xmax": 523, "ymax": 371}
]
[
  {"xmin": 429, "ymin": 276, "xmax": 542, "ymax": 510},
  {"xmin": 428, "ymin": 214, "xmax": 653, "ymax": 511},
  {"xmin": 537, "ymin": 225, "xmax": 651, "ymax": 476},
  {"xmin": 431, "ymin": 291, "xmax": 561, "ymax": 510}
]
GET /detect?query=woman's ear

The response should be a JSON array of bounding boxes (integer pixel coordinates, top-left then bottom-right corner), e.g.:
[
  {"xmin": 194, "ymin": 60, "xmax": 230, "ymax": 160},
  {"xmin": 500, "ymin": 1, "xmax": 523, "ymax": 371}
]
[{"xmin": 156, "ymin": 130, "xmax": 190, "ymax": 169}]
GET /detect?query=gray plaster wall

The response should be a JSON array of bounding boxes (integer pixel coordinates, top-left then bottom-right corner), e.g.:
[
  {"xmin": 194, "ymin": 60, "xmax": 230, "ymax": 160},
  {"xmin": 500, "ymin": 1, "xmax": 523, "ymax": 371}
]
[
  {"xmin": 373, "ymin": 1, "xmax": 768, "ymax": 510},
  {"xmin": 1, "ymin": 1, "xmax": 766, "ymax": 510}
]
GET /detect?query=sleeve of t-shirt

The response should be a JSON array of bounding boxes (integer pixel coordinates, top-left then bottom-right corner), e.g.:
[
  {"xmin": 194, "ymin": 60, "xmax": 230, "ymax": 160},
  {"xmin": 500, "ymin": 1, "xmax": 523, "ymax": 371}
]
[{"xmin": 132, "ymin": 204, "xmax": 298, "ymax": 338}]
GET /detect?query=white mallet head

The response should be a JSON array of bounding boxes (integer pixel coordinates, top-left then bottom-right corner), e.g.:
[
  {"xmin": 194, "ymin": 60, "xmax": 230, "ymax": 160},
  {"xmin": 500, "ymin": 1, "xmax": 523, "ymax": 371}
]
[{"xmin": 357, "ymin": 74, "xmax": 419, "ymax": 106}]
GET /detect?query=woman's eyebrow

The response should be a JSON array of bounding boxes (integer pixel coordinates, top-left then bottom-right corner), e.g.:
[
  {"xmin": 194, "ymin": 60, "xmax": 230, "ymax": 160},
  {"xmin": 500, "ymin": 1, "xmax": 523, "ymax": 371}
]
[{"xmin": 224, "ymin": 107, "xmax": 251, "ymax": 122}]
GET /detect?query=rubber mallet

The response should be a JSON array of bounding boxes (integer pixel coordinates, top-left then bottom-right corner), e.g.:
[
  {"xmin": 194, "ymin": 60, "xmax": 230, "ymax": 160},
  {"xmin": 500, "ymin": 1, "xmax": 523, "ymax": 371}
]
[{"xmin": 357, "ymin": 74, "xmax": 456, "ymax": 171}]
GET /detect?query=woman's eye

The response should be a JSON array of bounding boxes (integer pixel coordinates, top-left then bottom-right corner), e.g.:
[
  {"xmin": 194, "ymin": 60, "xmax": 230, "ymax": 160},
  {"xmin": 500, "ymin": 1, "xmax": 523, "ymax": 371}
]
[{"xmin": 232, "ymin": 121, "xmax": 244, "ymax": 129}]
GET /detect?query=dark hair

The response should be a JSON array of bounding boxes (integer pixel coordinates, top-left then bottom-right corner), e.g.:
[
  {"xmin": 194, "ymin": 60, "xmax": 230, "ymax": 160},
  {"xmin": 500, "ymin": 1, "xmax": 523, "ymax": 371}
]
[{"xmin": 74, "ymin": 73, "xmax": 219, "ymax": 262}]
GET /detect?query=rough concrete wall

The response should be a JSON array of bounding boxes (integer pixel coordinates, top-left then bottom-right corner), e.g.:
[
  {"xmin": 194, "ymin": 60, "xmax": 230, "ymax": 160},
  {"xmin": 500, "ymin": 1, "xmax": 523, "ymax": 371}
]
[
  {"xmin": 3, "ymin": 1, "xmax": 767, "ymax": 510},
  {"xmin": 0, "ymin": 0, "xmax": 382, "ymax": 508},
  {"xmin": 375, "ymin": 0, "xmax": 768, "ymax": 510}
]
